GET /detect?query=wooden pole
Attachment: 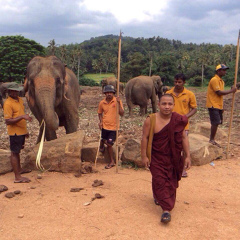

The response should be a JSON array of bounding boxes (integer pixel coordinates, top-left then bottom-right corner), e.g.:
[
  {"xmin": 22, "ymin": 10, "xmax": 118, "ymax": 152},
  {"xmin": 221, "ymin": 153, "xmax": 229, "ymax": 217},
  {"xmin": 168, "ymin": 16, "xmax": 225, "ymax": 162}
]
[
  {"xmin": 116, "ymin": 30, "xmax": 122, "ymax": 173},
  {"xmin": 226, "ymin": 30, "xmax": 240, "ymax": 158}
]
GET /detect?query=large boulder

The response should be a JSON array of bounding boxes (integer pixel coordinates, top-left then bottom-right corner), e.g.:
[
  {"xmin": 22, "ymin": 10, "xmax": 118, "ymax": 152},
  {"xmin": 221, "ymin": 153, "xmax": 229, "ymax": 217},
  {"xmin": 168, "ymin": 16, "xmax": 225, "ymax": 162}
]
[
  {"xmin": 191, "ymin": 122, "xmax": 227, "ymax": 141},
  {"xmin": 121, "ymin": 134, "xmax": 224, "ymax": 168},
  {"xmin": 23, "ymin": 130, "xmax": 85, "ymax": 173},
  {"xmin": 121, "ymin": 139, "xmax": 144, "ymax": 167},
  {"xmin": 0, "ymin": 149, "xmax": 12, "ymax": 174},
  {"xmin": 82, "ymin": 142, "xmax": 120, "ymax": 164},
  {"xmin": 189, "ymin": 133, "xmax": 223, "ymax": 166}
]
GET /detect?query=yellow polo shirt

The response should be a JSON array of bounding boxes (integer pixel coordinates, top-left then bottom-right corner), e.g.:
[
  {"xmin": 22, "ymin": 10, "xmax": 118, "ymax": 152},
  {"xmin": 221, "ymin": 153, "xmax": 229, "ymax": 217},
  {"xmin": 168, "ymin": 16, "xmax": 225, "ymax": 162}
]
[
  {"xmin": 206, "ymin": 74, "xmax": 224, "ymax": 109},
  {"xmin": 167, "ymin": 87, "xmax": 197, "ymax": 130},
  {"xmin": 3, "ymin": 96, "xmax": 27, "ymax": 136},
  {"xmin": 98, "ymin": 97, "xmax": 123, "ymax": 130}
]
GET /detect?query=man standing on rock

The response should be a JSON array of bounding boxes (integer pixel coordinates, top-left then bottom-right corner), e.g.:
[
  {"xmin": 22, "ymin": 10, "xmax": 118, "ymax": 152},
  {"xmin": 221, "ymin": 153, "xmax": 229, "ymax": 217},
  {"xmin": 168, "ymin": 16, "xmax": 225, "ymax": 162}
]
[
  {"xmin": 141, "ymin": 94, "xmax": 191, "ymax": 223},
  {"xmin": 3, "ymin": 83, "xmax": 32, "ymax": 183},
  {"xmin": 206, "ymin": 64, "xmax": 236, "ymax": 147},
  {"xmin": 166, "ymin": 73, "xmax": 197, "ymax": 177},
  {"xmin": 98, "ymin": 85, "xmax": 124, "ymax": 169}
]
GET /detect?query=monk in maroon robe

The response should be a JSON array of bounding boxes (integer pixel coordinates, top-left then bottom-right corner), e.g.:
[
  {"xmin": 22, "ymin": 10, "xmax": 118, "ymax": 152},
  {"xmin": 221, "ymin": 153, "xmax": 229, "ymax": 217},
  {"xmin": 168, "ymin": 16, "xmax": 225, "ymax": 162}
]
[{"xmin": 141, "ymin": 94, "xmax": 191, "ymax": 223}]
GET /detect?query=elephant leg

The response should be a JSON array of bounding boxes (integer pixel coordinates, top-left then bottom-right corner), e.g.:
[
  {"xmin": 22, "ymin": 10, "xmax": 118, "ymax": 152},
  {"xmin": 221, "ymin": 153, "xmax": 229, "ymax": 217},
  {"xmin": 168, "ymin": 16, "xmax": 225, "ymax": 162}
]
[
  {"xmin": 126, "ymin": 100, "xmax": 134, "ymax": 117},
  {"xmin": 139, "ymin": 106, "xmax": 146, "ymax": 116},
  {"xmin": 62, "ymin": 103, "xmax": 79, "ymax": 134}
]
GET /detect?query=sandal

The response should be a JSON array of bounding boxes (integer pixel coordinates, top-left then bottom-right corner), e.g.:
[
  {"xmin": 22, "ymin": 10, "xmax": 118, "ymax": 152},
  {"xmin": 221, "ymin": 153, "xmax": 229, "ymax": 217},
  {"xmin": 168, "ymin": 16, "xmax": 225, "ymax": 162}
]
[
  {"xmin": 161, "ymin": 212, "xmax": 171, "ymax": 223},
  {"xmin": 105, "ymin": 164, "xmax": 115, "ymax": 169}
]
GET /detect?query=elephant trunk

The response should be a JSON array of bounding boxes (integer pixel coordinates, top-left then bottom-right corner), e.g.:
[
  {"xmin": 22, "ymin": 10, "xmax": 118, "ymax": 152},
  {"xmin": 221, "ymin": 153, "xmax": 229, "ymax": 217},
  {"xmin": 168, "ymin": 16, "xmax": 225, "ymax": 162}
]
[{"xmin": 35, "ymin": 78, "xmax": 59, "ymax": 131}]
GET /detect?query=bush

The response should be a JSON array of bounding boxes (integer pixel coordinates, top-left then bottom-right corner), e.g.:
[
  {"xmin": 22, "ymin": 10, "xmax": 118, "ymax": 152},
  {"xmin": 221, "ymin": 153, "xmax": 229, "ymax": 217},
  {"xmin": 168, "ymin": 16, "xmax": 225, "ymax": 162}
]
[
  {"xmin": 188, "ymin": 76, "xmax": 205, "ymax": 87},
  {"xmin": 79, "ymin": 77, "xmax": 99, "ymax": 86}
]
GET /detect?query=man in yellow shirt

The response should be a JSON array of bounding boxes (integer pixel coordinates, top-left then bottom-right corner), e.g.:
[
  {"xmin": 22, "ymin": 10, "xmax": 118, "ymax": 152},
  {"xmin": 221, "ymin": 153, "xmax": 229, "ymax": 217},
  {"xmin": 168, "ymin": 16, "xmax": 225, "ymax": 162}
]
[
  {"xmin": 4, "ymin": 83, "xmax": 32, "ymax": 183},
  {"xmin": 98, "ymin": 85, "xmax": 124, "ymax": 169},
  {"xmin": 167, "ymin": 73, "xmax": 197, "ymax": 177},
  {"xmin": 206, "ymin": 64, "xmax": 236, "ymax": 146}
]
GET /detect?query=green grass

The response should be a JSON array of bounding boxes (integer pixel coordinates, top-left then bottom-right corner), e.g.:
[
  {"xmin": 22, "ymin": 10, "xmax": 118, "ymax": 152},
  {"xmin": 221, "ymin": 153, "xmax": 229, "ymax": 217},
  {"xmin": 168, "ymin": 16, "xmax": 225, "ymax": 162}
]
[{"xmin": 83, "ymin": 73, "xmax": 115, "ymax": 83}]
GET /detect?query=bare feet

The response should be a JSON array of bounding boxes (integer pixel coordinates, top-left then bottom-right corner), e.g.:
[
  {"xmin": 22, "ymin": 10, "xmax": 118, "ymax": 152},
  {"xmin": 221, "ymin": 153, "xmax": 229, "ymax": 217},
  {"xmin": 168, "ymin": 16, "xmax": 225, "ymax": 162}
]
[
  {"xmin": 14, "ymin": 177, "xmax": 31, "ymax": 183},
  {"xmin": 209, "ymin": 140, "xmax": 221, "ymax": 148}
]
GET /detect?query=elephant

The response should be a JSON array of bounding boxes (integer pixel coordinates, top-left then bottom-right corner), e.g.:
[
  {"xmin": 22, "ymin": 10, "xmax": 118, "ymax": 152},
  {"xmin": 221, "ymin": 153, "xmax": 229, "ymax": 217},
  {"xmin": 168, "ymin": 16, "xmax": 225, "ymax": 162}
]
[
  {"xmin": 0, "ymin": 82, "xmax": 25, "ymax": 98},
  {"xmin": 24, "ymin": 56, "xmax": 80, "ymax": 143},
  {"xmin": 101, "ymin": 77, "xmax": 124, "ymax": 95},
  {"xmin": 125, "ymin": 75, "xmax": 163, "ymax": 116},
  {"xmin": 162, "ymin": 86, "xmax": 171, "ymax": 94}
]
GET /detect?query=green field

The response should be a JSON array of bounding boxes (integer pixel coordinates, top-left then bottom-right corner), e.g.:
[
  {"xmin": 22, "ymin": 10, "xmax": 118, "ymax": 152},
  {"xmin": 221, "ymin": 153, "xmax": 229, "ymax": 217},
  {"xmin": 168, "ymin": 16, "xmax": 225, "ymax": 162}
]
[{"xmin": 83, "ymin": 73, "xmax": 115, "ymax": 83}]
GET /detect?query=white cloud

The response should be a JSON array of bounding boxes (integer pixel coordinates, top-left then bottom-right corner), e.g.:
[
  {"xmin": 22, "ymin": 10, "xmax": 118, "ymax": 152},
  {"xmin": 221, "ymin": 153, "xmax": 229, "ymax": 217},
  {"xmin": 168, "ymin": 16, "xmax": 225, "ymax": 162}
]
[{"xmin": 80, "ymin": 0, "xmax": 169, "ymax": 23}]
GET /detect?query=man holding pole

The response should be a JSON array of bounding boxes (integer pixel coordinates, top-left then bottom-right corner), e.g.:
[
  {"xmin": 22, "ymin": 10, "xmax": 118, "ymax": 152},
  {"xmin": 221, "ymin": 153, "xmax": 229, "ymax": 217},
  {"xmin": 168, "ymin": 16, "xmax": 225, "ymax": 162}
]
[
  {"xmin": 206, "ymin": 64, "xmax": 236, "ymax": 147},
  {"xmin": 98, "ymin": 85, "xmax": 124, "ymax": 169},
  {"xmin": 4, "ymin": 83, "xmax": 32, "ymax": 183}
]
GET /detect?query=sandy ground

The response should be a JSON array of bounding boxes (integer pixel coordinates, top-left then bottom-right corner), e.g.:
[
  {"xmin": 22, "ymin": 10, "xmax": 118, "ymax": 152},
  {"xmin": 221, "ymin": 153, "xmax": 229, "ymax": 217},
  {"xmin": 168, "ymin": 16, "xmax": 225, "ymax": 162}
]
[
  {"xmin": 1, "ymin": 86, "xmax": 240, "ymax": 239},
  {"xmin": 1, "ymin": 158, "xmax": 240, "ymax": 240}
]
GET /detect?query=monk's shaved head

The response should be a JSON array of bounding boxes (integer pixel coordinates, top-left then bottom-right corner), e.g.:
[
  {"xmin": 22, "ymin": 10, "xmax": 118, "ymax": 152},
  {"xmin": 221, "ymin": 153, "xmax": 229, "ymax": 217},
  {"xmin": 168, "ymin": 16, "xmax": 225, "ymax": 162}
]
[{"xmin": 159, "ymin": 94, "xmax": 174, "ymax": 103}]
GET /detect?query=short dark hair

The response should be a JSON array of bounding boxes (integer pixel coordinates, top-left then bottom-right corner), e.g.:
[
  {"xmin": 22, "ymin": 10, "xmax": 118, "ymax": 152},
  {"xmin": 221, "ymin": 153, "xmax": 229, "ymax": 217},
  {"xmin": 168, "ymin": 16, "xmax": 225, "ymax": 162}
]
[
  {"xmin": 159, "ymin": 93, "xmax": 174, "ymax": 102},
  {"xmin": 174, "ymin": 73, "xmax": 186, "ymax": 81}
]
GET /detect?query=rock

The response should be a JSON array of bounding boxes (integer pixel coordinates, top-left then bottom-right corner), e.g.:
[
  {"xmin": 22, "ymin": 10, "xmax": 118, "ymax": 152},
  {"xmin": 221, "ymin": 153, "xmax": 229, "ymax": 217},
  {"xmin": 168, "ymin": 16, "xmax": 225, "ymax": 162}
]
[
  {"xmin": 121, "ymin": 135, "xmax": 223, "ymax": 168},
  {"xmin": 0, "ymin": 185, "xmax": 8, "ymax": 192},
  {"xmin": 13, "ymin": 190, "xmax": 21, "ymax": 195},
  {"xmin": 18, "ymin": 214, "xmax": 24, "ymax": 218},
  {"xmin": 74, "ymin": 172, "xmax": 82, "ymax": 178},
  {"xmin": 95, "ymin": 193, "xmax": 104, "ymax": 199},
  {"xmin": 82, "ymin": 141, "xmax": 120, "ymax": 164},
  {"xmin": 92, "ymin": 180, "xmax": 103, "ymax": 187},
  {"xmin": 70, "ymin": 187, "xmax": 84, "ymax": 192},
  {"xmin": 81, "ymin": 142, "xmax": 98, "ymax": 162},
  {"xmin": 189, "ymin": 134, "xmax": 224, "ymax": 166},
  {"xmin": 81, "ymin": 164, "xmax": 93, "ymax": 174},
  {"xmin": 121, "ymin": 139, "xmax": 144, "ymax": 167},
  {"xmin": 191, "ymin": 122, "xmax": 227, "ymax": 141},
  {"xmin": 0, "ymin": 149, "xmax": 12, "ymax": 174},
  {"xmin": 24, "ymin": 130, "xmax": 85, "ymax": 173},
  {"xmin": 5, "ymin": 192, "xmax": 15, "ymax": 198},
  {"xmin": 37, "ymin": 174, "xmax": 42, "ymax": 179}
]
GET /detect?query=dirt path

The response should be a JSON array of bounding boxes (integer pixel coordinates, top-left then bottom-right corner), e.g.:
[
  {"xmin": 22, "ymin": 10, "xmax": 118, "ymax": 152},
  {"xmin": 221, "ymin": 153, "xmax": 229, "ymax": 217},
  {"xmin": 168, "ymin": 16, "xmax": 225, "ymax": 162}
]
[{"xmin": 1, "ymin": 158, "xmax": 240, "ymax": 240}]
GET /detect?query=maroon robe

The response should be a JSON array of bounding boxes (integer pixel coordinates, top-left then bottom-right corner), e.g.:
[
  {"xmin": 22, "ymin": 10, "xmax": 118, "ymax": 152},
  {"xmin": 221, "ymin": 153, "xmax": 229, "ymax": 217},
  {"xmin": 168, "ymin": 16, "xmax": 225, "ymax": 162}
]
[{"xmin": 149, "ymin": 112, "xmax": 188, "ymax": 211}]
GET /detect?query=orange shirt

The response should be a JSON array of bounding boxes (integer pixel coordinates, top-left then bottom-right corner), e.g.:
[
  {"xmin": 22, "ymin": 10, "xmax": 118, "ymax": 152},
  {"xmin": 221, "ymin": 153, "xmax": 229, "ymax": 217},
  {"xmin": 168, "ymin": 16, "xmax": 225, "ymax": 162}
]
[
  {"xmin": 98, "ymin": 97, "xmax": 123, "ymax": 130},
  {"xmin": 4, "ymin": 96, "xmax": 27, "ymax": 136},
  {"xmin": 206, "ymin": 74, "xmax": 224, "ymax": 109},
  {"xmin": 167, "ymin": 87, "xmax": 197, "ymax": 130}
]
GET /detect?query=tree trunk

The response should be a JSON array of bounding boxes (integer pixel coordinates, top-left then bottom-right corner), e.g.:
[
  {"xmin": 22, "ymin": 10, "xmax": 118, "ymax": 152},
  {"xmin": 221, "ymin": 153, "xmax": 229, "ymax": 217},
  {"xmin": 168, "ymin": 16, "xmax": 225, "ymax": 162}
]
[{"xmin": 201, "ymin": 64, "xmax": 204, "ymax": 87}]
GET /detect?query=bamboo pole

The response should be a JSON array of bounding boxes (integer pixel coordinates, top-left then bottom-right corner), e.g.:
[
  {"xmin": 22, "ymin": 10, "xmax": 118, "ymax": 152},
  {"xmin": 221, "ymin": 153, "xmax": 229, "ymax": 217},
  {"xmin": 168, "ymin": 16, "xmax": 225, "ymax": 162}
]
[
  {"xmin": 116, "ymin": 31, "xmax": 122, "ymax": 173},
  {"xmin": 226, "ymin": 30, "xmax": 240, "ymax": 158}
]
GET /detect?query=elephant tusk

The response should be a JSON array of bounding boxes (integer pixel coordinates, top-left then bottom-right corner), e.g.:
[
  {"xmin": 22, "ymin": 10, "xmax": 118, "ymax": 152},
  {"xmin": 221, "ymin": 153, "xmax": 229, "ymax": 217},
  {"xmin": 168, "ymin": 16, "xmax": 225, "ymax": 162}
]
[{"xmin": 36, "ymin": 120, "xmax": 46, "ymax": 171}]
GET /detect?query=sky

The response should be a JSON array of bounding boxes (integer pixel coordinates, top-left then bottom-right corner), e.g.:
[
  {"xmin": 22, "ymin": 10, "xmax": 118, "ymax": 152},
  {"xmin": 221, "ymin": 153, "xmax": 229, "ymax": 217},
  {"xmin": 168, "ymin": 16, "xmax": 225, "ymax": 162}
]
[{"xmin": 0, "ymin": 0, "xmax": 240, "ymax": 47}]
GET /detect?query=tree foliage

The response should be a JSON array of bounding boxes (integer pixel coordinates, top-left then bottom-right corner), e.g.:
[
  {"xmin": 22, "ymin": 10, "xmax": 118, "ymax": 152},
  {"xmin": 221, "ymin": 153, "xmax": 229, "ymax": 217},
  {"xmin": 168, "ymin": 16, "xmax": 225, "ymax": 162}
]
[
  {"xmin": 0, "ymin": 34, "xmax": 239, "ymax": 87},
  {"xmin": 0, "ymin": 35, "xmax": 45, "ymax": 83}
]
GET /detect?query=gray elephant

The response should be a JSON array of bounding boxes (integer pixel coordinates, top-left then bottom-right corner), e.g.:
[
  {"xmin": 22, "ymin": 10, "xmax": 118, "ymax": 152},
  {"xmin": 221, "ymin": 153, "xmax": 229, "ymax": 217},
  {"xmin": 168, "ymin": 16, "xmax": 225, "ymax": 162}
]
[
  {"xmin": 24, "ymin": 56, "xmax": 80, "ymax": 143},
  {"xmin": 101, "ymin": 77, "xmax": 124, "ymax": 95},
  {"xmin": 125, "ymin": 75, "xmax": 163, "ymax": 116},
  {"xmin": 0, "ymin": 82, "xmax": 25, "ymax": 98}
]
